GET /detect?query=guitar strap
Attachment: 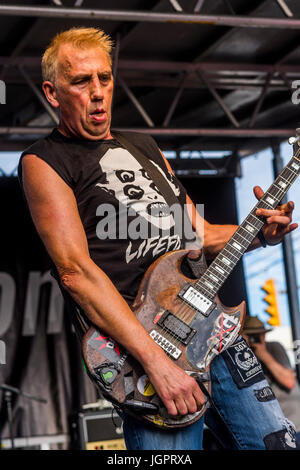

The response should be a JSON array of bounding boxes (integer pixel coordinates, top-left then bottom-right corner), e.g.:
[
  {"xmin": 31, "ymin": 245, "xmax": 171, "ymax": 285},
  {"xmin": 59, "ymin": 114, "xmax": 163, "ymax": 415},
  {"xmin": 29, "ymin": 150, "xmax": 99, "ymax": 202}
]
[{"xmin": 112, "ymin": 131, "xmax": 207, "ymax": 277}]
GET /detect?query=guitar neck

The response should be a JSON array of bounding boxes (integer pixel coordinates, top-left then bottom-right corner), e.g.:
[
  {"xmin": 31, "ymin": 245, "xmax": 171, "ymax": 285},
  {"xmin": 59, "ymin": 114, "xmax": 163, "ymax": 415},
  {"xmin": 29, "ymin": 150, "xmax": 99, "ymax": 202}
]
[{"xmin": 195, "ymin": 146, "xmax": 300, "ymax": 299}]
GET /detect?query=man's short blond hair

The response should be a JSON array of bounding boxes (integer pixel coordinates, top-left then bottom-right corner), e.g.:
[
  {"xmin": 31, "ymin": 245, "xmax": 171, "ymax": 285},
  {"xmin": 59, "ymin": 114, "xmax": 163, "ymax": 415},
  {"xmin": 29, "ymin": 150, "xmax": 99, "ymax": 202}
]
[{"xmin": 42, "ymin": 27, "xmax": 114, "ymax": 84}]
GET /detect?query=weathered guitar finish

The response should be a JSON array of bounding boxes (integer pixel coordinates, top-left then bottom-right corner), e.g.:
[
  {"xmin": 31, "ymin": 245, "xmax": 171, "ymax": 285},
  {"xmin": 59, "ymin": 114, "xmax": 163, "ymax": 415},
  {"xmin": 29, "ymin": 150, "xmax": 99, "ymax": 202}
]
[
  {"xmin": 82, "ymin": 250, "xmax": 244, "ymax": 429},
  {"xmin": 82, "ymin": 139, "xmax": 300, "ymax": 429}
]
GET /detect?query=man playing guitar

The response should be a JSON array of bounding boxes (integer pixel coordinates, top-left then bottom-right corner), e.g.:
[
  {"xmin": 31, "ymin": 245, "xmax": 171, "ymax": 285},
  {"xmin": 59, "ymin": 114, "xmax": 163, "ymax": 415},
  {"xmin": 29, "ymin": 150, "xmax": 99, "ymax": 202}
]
[{"xmin": 18, "ymin": 27, "xmax": 298, "ymax": 450}]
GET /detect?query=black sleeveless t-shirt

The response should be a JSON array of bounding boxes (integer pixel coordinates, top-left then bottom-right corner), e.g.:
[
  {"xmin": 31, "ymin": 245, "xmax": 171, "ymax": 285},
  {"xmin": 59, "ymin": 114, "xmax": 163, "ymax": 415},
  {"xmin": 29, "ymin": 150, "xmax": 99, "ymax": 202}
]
[{"xmin": 18, "ymin": 129, "xmax": 191, "ymax": 310}]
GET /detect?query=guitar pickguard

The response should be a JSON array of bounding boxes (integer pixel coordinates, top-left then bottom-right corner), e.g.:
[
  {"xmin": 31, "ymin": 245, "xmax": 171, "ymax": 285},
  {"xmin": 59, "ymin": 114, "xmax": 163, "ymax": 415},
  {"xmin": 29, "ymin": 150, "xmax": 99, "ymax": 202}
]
[{"xmin": 187, "ymin": 305, "xmax": 242, "ymax": 372}]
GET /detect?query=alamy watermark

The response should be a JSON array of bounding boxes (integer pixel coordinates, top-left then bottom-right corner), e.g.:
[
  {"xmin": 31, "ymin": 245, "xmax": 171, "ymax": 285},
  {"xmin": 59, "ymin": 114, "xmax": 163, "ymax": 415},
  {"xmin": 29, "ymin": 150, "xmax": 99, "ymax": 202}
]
[
  {"xmin": 0, "ymin": 340, "xmax": 6, "ymax": 364},
  {"xmin": 95, "ymin": 202, "xmax": 204, "ymax": 245},
  {"xmin": 291, "ymin": 80, "xmax": 300, "ymax": 105},
  {"xmin": 294, "ymin": 340, "xmax": 300, "ymax": 365},
  {"xmin": 0, "ymin": 80, "xmax": 6, "ymax": 104}
]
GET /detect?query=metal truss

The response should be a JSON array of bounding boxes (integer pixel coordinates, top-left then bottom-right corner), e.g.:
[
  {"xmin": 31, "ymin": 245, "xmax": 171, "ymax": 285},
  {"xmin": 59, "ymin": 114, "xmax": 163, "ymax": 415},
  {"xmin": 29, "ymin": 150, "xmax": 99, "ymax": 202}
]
[
  {"xmin": 0, "ymin": 126, "xmax": 294, "ymax": 138},
  {"xmin": 0, "ymin": 57, "xmax": 297, "ymax": 138},
  {"xmin": 2, "ymin": 4, "xmax": 300, "ymax": 29},
  {"xmin": 0, "ymin": 1, "xmax": 299, "ymax": 164}
]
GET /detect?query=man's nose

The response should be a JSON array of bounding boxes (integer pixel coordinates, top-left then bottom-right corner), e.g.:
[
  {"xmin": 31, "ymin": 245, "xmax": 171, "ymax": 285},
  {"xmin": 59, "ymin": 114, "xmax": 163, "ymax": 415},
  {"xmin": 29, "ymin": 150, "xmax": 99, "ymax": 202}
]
[{"xmin": 90, "ymin": 77, "xmax": 104, "ymax": 100}]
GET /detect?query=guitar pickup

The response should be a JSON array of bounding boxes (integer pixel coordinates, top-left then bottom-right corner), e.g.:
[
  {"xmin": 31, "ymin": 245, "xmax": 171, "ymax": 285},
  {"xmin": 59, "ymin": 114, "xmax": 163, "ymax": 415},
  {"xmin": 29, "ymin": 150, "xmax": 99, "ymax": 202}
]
[
  {"xmin": 178, "ymin": 284, "xmax": 216, "ymax": 317},
  {"xmin": 157, "ymin": 310, "xmax": 196, "ymax": 345}
]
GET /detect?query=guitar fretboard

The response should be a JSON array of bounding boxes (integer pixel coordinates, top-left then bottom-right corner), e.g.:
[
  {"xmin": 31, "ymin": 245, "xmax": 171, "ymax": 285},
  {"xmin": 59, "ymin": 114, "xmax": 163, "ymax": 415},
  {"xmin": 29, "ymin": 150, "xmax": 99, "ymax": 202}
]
[{"xmin": 194, "ymin": 146, "xmax": 300, "ymax": 300}]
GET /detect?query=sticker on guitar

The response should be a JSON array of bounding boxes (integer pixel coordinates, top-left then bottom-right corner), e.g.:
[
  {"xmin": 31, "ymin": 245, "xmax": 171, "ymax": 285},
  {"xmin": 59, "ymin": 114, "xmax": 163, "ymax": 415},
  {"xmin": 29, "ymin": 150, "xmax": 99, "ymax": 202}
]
[
  {"xmin": 89, "ymin": 330, "xmax": 128, "ymax": 368},
  {"xmin": 137, "ymin": 374, "xmax": 156, "ymax": 397},
  {"xmin": 197, "ymin": 312, "xmax": 241, "ymax": 370}
]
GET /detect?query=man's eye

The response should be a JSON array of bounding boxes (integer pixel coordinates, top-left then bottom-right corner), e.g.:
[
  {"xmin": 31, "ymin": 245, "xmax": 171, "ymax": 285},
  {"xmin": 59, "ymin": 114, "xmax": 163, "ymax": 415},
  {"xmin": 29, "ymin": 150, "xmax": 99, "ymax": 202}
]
[
  {"xmin": 100, "ymin": 75, "xmax": 111, "ymax": 83},
  {"xmin": 73, "ymin": 79, "xmax": 87, "ymax": 85}
]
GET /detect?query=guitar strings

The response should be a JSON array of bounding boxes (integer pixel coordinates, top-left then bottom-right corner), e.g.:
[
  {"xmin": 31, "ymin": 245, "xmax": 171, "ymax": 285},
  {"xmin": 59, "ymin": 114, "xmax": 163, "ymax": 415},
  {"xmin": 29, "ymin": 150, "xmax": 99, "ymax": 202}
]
[{"xmin": 156, "ymin": 148, "xmax": 300, "ymax": 350}]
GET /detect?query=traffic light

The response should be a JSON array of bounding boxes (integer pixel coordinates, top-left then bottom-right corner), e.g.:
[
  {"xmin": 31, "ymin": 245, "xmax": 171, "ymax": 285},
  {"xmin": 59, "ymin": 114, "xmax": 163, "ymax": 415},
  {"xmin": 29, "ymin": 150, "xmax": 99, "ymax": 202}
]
[{"xmin": 261, "ymin": 278, "xmax": 281, "ymax": 326}]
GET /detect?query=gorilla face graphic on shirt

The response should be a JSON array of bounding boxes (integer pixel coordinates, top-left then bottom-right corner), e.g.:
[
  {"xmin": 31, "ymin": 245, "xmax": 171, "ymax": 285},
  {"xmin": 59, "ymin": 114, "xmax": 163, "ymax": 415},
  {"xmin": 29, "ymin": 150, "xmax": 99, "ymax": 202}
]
[{"xmin": 96, "ymin": 147, "xmax": 180, "ymax": 231}]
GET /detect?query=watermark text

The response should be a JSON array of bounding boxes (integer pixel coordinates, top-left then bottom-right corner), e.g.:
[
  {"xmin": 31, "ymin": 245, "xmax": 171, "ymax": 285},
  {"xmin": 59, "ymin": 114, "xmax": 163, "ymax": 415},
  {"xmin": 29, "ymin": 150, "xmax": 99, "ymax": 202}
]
[
  {"xmin": 0, "ymin": 340, "xmax": 6, "ymax": 364},
  {"xmin": 0, "ymin": 80, "xmax": 6, "ymax": 104}
]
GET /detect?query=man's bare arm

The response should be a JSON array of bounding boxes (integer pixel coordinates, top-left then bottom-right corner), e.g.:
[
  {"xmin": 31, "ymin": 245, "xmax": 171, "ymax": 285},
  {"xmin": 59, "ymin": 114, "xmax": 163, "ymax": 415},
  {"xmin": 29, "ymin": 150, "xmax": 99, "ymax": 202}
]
[{"xmin": 22, "ymin": 154, "xmax": 205, "ymax": 416}]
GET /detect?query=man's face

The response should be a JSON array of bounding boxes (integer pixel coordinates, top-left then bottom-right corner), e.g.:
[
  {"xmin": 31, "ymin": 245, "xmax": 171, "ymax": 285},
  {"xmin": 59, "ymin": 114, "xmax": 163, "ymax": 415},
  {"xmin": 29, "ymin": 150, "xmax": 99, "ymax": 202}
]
[{"xmin": 51, "ymin": 44, "xmax": 114, "ymax": 140}]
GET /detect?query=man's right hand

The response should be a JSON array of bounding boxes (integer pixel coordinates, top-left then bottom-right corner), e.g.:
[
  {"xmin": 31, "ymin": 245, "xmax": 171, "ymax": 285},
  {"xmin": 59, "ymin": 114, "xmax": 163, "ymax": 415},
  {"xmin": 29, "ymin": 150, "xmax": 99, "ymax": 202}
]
[{"xmin": 143, "ymin": 351, "xmax": 206, "ymax": 416}]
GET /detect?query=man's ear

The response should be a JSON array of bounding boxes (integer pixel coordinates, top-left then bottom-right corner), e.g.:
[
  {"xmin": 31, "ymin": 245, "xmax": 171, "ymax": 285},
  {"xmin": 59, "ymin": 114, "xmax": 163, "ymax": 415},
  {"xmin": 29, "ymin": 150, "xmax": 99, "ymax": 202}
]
[{"xmin": 42, "ymin": 81, "xmax": 59, "ymax": 109}]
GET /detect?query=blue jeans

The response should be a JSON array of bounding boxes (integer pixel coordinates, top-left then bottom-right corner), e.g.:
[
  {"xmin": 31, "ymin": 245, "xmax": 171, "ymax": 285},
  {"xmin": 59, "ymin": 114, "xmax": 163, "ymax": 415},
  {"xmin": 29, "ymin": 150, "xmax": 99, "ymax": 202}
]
[{"xmin": 122, "ymin": 338, "xmax": 298, "ymax": 450}]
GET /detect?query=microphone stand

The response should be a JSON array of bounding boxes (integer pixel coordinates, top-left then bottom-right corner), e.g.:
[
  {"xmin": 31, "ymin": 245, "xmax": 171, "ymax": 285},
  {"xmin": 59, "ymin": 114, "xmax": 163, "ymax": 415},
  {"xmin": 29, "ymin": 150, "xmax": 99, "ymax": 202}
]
[{"xmin": 0, "ymin": 383, "xmax": 47, "ymax": 450}]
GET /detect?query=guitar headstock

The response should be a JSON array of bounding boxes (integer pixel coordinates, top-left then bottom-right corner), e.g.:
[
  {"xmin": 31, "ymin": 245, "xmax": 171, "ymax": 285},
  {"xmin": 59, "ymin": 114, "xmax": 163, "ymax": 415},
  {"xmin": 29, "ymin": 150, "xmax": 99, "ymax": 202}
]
[{"xmin": 288, "ymin": 128, "xmax": 300, "ymax": 152}]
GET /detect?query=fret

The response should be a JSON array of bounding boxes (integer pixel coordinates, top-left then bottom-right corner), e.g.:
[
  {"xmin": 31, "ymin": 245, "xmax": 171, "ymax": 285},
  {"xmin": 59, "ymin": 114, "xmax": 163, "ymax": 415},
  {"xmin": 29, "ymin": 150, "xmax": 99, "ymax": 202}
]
[
  {"xmin": 213, "ymin": 262, "xmax": 230, "ymax": 276},
  {"xmin": 257, "ymin": 192, "xmax": 280, "ymax": 209},
  {"xmin": 270, "ymin": 180, "xmax": 286, "ymax": 193},
  {"xmin": 265, "ymin": 195, "xmax": 277, "ymax": 206},
  {"xmin": 196, "ymin": 276, "xmax": 220, "ymax": 297},
  {"xmin": 203, "ymin": 280, "xmax": 214, "ymax": 290},
  {"xmin": 212, "ymin": 260, "xmax": 230, "ymax": 277},
  {"xmin": 241, "ymin": 222, "xmax": 256, "ymax": 235},
  {"xmin": 288, "ymin": 173, "xmax": 300, "ymax": 184},
  {"xmin": 278, "ymin": 174, "xmax": 291, "ymax": 185},
  {"xmin": 220, "ymin": 255, "xmax": 233, "ymax": 266},
  {"xmin": 211, "ymin": 265, "xmax": 227, "ymax": 279},
  {"xmin": 195, "ymin": 282, "xmax": 214, "ymax": 298},
  {"xmin": 291, "ymin": 161, "xmax": 299, "ymax": 171},
  {"xmin": 200, "ymin": 271, "xmax": 219, "ymax": 285},
  {"xmin": 238, "ymin": 228, "xmax": 253, "ymax": 241},
  {"xmin": 290, "ymin": 156, "xmax": 300, "ymax": 166},
  {"xmin": 286, "ymin": 166, "xmax": 298, "ymax": 177},
  {"xmin": 231, "ymin": 241, "xmax": 243, "ymax": 252},
  {"xmin": 279, "ymin": 172, "xmax": 294, "ymax": 188},
  {"xmin": 223, "ymin": 247, "xmax": 240, "ymax": 261},
  {"xmin": 234, "ymin": 231, "xmax": 252, "ymax": 245},
  {"xmin": 208, "ymin": 273, "xmax": 220, "ymax": 283},
  {"xmin": 272, "ymin": 181, "xmax": 286, "ymax": 192},
  {"xmin": 276, "ymin": 179, "xmax": 287, "ymax": 190},
  {"xmin": 239, "ymin": 222, "xmax": 256, "ymax": 235},
  {"xmin": 294, "ymin": 154, "xmax": 300, "ymax": 162},
  {"xmin": 213, "ymin": 265, "xmax": 226, "ymax": 276},
  {"xmin": 248, "ymin": 213, "xmax": 263, "ymax": 227},
  {"xmin": 273, "ymin": 182, "xmax": 284, "ymax": 192},
  {"xmin": 260, "ymin": 198, "xmax": 275, "ymax": 209},
  {"xmin": 283, "ymin": 161, "xmax": 295, "ymax": 173}
]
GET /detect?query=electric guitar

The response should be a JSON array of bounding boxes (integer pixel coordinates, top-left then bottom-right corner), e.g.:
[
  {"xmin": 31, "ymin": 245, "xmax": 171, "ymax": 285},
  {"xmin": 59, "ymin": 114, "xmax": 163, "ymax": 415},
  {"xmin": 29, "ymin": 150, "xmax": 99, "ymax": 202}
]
[{"xmin": 82, "ymin": 139, "xmax": 300, "ymax": 429}]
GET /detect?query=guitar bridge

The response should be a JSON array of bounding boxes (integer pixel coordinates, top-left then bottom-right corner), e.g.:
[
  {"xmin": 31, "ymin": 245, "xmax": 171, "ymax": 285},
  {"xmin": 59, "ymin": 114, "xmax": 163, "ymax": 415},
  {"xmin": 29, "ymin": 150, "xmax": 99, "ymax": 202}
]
[{"xmin": 150, "ymin": 330, "xmax": 182, "ymax": 359}]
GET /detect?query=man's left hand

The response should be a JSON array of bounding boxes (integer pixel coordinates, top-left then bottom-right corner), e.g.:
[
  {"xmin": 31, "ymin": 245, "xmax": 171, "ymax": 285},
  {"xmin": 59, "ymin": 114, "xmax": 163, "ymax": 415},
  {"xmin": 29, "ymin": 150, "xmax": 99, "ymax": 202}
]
[{"xmin": 254, "ymin": 186, "xmax": 298, "ymax": 246}]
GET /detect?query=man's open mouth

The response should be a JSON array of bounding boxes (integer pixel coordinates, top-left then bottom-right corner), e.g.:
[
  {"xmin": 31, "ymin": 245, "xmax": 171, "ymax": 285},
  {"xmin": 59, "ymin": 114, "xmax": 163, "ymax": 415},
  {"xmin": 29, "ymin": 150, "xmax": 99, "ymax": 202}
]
[
  {"xmin": 89, "ymin": 109, "xmax": 106, "ymax": 122},
  {"xmin": 147, "ymin": 202, "xmax": 170, "ymax": 217}
]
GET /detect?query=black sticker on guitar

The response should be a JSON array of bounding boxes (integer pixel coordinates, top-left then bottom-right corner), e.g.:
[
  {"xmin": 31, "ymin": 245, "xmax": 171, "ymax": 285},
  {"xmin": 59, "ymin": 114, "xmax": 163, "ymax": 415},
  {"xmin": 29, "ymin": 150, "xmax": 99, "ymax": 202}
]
[
  {"xmin": 222, "ymin": 338, "xmax": 265, "ymax": 388},
  {"xmin": 254, "ymin": 386, "xmax": 276, "ymax": 402},
  {"xmin": 89, "ymin": 330, "xmax": 123, "ymax": 362},
  {"xmin": 264, "ymin": 428, "xmax": 299, "ymax": 450}
]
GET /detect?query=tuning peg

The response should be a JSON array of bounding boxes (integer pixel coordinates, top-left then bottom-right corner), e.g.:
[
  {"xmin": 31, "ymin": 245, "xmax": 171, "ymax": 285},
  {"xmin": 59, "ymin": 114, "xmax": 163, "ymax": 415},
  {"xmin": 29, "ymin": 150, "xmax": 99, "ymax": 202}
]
[{"xmin": 288, "ymin": 136, "xmax": 298, "ymax": 145}]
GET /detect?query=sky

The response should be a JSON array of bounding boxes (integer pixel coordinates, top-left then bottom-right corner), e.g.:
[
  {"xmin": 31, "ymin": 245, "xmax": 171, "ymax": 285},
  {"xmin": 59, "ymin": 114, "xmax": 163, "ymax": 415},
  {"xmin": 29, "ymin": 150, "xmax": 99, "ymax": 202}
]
[{"xmin": 0, "ymin": 140, "xmax": 299, "ymax": 329}]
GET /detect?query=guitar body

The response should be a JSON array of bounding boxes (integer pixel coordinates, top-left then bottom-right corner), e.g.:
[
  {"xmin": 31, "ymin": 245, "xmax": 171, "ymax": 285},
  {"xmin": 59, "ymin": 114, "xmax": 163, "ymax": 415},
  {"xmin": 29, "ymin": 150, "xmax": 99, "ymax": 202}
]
[{"xmin": 82, "ymin": 249, "xmax": 246, "ymax": 430}]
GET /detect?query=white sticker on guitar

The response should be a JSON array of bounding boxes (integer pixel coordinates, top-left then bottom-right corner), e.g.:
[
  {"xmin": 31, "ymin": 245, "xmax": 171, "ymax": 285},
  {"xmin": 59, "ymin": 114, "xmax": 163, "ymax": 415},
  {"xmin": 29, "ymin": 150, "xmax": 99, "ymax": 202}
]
[{"xmin": 137, "ymin": 375, "xmax": 156, "ymax": 397}]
